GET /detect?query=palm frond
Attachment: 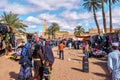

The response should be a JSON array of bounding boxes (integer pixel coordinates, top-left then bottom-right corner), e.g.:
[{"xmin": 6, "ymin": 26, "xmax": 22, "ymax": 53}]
[{"xmin": 0, "ymin": 11, "xmax": 27, "ymax": 33}]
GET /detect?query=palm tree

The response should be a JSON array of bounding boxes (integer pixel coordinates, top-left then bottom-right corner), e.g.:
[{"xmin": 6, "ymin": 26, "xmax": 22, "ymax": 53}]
[
  {"xmin": 108, "ymin": 0, "xmax": 119, "ymax": 33},
  {"xmin": 0, "ymin": 12, "xmax": 27, "ymax": 33},
  {"xmin": 45, "ymin": 27, "xmax": 52, "ymax": 39},
  {"xmin": 101, "ymin": 0, "xmax": 107, "ymax": 33},
  {"xmin": 74, "ymin": 25, "xmax": 85, "ymax": 36},
  {"xmin": 49, "ymin": 22, "xmax": 59, "ymax": 39},
  {"xmin": 83, "ymin": 0, "xmax": 101, "ymax": 34}
]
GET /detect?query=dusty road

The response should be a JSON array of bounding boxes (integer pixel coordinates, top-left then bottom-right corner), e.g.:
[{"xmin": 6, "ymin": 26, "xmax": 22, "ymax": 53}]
[{"xmin": 0, "ymin": 47, "xmax": 111, "ymax": 80}]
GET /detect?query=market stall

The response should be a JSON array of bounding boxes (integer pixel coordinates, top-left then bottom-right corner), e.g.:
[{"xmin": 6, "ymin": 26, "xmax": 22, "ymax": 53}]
[{"xmin": 89, "ymin": 32, "xmax": 120, "ymax": 58}]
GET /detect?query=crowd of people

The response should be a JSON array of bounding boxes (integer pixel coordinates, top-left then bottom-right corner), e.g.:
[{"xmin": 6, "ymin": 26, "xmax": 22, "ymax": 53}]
[
  {"xmin": 0, "ymin": 33, "xmax": 17, "ymax": 56},
  {"xmin": 17, "ymin": 38, "xmax": 55, "ymax": 80},
  {"xmin": 1, "ymin": 31, "xmax": 120, "ymax": 80}
]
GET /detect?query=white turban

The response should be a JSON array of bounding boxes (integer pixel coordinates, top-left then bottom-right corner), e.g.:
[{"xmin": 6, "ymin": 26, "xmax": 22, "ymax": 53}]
[{"xmin": 112, "ymin": 42, "xmax": 119, "ymax": 47}]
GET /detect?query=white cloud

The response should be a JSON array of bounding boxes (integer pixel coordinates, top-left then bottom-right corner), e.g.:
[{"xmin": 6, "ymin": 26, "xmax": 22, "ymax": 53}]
[
  {"xmin": 104, "ymin": 7, "xmax": 120, "ymax": 28},
  {"xmin": 25, "ymin": 16, "xmax": 42, "ymax": 25},
  {"xmin": 111, "ymin": 7, "xmax": 120, "ymax": 27},
  {"xmin": 0, "ymin": 0, "xmax": 7, "ymax": 7},
  {"xmin": 28, "ymin": 25, "xmax": 37, "ymax": 29},
  {"xmin": 0, "ymin": 0, "xmax": 81, "ymax": 15},
  {"xmin": 85, "ymin": 23, "xmax": 89, "ymax": 26},
  {"xmin": 38, "ymin": 13, "xmax": 57, "ymax": 21},
  {"xmin": 26, "ymin": 0, "xmax": 81, "ymax": 10},
  {"xmin": 0, "ymin": 1, "xmax": 36, "ymax": 15},
  {"xmin": 111, "ymin": 7, "xmax": 120, "ymax": 18},
  {"xmin": 61, "ymin": 11, "xmax": 93, "ymax": 20}
]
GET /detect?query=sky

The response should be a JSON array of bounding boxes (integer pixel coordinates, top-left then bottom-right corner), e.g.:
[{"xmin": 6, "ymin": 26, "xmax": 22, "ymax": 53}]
[{"xmin": 0, "ymin": 0, "xmax": 120, "ymax": 35}]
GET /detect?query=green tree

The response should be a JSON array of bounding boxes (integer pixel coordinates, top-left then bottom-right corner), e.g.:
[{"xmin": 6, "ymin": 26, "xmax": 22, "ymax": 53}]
[
  {"xmin": 83, "ymin": 0, "xmax": 101, "ymax": 34},
  {"xmin": 0, "ymin": 12, "xmax": 27, "ymax": 33},
  {"xmin": 45, "ymin": 27, "xmax": 52, "ymax": 39},
  {"xmin": 108, "ymin": 0, "xmax": 119, "ymax": 33},
  {"xmin": 74, "ymin": 25, "xmax": 85, "ymax": 36},
  {"xmin": 49, "ymin": 22, "xmax": 59, "ymax": 39}
]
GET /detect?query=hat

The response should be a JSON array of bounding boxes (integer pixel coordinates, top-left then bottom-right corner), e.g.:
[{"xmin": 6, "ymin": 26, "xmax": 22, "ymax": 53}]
[{"xmin": 112, "ymin": 42, "xmax": 119, "ymax": 46}]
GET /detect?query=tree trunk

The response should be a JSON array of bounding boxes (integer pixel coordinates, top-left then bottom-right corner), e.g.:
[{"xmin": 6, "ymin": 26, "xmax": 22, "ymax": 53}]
[
  {"xmin": 109, "ymin": 0, "xmax": 112, "ymax": 33},
  {"xmin": 10, "ymin": 26, "xmax": 15, "ymax": 34},
  {"xmin": 93, "ymin": 7, "xmax": 100, "ymax": 34},
  {"xmin": 52, "ymin": 31, "xmax": 54, "ymax": 40},
  {"xmin": 48, "ymin": 34, "xmax": 50, "ymax": 39},
  {"xmin": 54, "ymin": 34, "xmax": 55, "ymax": 39},
  {"xmin": 54, "ymin": 31, "xmax": 56, "ymax": 39},
  {"xmin": 102, "ymin": 0, "xmax": 107, "ymax": 33},
  {"xmin": 52, "ymin": 34, "xmax": 54, "ymax": 39}
]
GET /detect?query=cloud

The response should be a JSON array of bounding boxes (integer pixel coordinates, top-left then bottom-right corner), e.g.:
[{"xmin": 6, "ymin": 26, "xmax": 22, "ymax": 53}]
[
  {"xmin": 104, "ymin": 7, "xmax": 120, "ymax": 28},
  {"xmin": 28, "ymin": 25, "xmax": 37, "ymax": 29},
  {"xmin": 38, "ymin": 13, "xmax": 57, "ymax": 21},
  {"xmin": 85, "ymin": 23, "xmax": 89, "ymax": 26},
  {"xmin": 0, "ymin": 0, "xmax": 36, "ymax": 15},
  {"xmin": 4, "ymin": 4, "xmax": 28, "ymax": 15},
  {"xmin": 26, "ymin": 0, "xmax": 81, "ymax": 10},
  {"xmin": 111, "ymin": 7, "xmax": 120, "ymax": 18},
  {"xmin": 61, "ymin": 10, "xmax": 93, "ymax": 20},
  {"xmin": 25, "ymin": 16, "xmax": 42, "ymax": 25},
  {"xmin": 0, "ymin": 0, "xmax": 7, "ymax": 7}
]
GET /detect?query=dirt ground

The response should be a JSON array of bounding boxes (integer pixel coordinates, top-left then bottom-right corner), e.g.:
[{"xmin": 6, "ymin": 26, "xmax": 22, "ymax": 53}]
[{"xmin": 0, "ymin": 47, "xmax": 111, "ymax": 80}]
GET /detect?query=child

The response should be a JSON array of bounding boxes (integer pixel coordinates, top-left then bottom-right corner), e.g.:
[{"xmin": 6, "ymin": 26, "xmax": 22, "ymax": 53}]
[{"xmin": 43, "ymin": 61, "xmax": 51, "ymax": 80}]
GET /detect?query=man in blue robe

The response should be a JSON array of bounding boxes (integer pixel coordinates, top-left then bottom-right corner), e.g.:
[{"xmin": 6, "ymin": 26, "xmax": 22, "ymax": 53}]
[{"xmin": 108, "ymin": 42, "xmax": 120, "ymax": 80}]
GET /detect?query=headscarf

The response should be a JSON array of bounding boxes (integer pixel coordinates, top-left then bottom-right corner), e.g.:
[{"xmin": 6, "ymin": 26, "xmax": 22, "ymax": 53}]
[
  {"xmin": 45, "ymin": 41, "xmax": 49, "ymax": 45},
  {"xmin": 43, "ymin": 43, "xmax": 54, "ymax": 64},
  {"xmin": 21, "ymin": 42, "xmax": 31, "ymax": 57}
]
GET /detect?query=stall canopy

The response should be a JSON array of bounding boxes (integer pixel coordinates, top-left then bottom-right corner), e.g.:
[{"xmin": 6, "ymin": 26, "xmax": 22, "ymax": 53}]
[
  {"xmin": 76, "ymin": 35, "xmax": 90, "ymax": 38},
  {"xmin": 76, "ymin": 35, "xmax": 90, "ymax": 41}
]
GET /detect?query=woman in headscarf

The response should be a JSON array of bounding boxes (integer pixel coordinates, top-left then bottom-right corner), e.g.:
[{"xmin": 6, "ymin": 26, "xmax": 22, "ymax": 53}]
[
  {"xmin": 32, "ymin": 44, "xmax": 44, "ymax": 80},
  {"xmin": 18, "ymin": 41, "xmax": 33, "ymax": 80},
  {"xmin": 43, "ymin": 41, "xmax": 54, "ymax": 70}
]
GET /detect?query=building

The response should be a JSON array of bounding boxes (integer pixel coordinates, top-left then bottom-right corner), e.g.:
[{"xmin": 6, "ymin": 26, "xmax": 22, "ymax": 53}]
[
  {"xmin": 42, "ymin": 19, "xmax": 48, "ymax": 38},
  {"xmin": 55, "ymin": 31, "xmax": 74, "ymax": 39},
  {"xmin": 89, "ymin": 28, "xmax": 120, "ymax": 35}
]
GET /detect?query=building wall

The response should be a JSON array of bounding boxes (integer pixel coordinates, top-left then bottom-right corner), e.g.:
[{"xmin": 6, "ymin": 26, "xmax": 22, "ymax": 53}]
[
  {"xmin": 42, "ymin": 20, "xmax": 48, "ymax": 38},
  {"xmin": 89, "ymin": 28, "xmax": 120, "ymax": 35},
  {"xmin": 55, "ymin": 32, "xmax": 74, "ymax": 39}
]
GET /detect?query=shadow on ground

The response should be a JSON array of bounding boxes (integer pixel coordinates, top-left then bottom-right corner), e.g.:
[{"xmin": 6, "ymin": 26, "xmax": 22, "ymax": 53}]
[
  {"xmin": 0, "ymin": 53, "xmax": 5, "ymax": 57},
  {"xmin": 71, "ymin": 58, "xmax": 82, "ymax": 62},
  {"xmin": 97, "ymin": 57, "xmax": 107, "ymax": 61},
  {"xmin": 92, "ymin": 61, "xmax": 111, "ymax": 80},
  {"xmin": 9, "ymin": 71, "xmax": 18, "ymax": 79},
  {"xmin": 71, "ymin": 67, "xmax": 83, "ymax": 72},
  {"xmin": 92, "ymin": 72, "xmax": 111, "ymax": 80}
]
